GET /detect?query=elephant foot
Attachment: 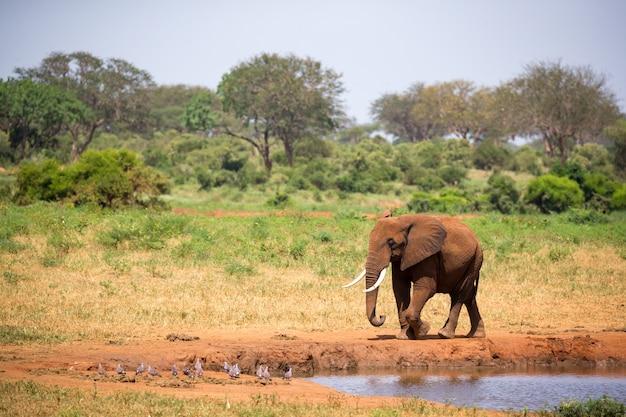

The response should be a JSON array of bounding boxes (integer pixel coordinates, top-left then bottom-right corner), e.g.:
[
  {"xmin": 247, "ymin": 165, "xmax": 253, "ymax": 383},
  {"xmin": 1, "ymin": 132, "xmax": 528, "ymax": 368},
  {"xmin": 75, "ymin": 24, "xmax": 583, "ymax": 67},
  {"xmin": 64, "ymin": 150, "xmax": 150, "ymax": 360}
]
[
  {"xmin": 397, "ymin": 326, "xmax": 417, "ymax": 340},
  {"xmin": 467, "ymin": 323, "xmax": 486, "ymax": 338},
  {"xmin": 437, "ymin": 327, "xmax": 456, "ymax": 339},
  {"xmin": 407, "ymin": 319, "xmax": 430, "ymax": 339},
  {"xmin": 416, "ymin": 321, "xmax": 430, "ymax": 337}
]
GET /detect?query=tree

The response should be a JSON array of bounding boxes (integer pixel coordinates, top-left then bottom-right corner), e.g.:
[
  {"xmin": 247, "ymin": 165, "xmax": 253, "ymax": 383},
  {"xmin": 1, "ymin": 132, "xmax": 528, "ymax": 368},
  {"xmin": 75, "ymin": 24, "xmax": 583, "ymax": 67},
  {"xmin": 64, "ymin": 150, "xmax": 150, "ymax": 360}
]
[
  {"xmin": 0, "ymin": 78, "xmax": 89, "ymax": 161},
  {"xmin": 497, "ymin": 60, "xmax": 621, "ymax": 164},
  {"xmin": 605, "ymin": 120, "xmax": 626, "ymax": 179},
  {"xmin": 217, "ymin": 53, "xmax": 345, "ymax": 171},
  {"xmin": 147, "ymin": 84, "xmax": 208, "ymax": 133},
  {"xmin": 182, "ymin": 90, "xmax": 222, "ymax": 135},
  {"xmin": 15, "ymin": 51, "xmax": 155, "ymax": 161},
  {"xmin": 371, "ymin": 83, "xmax": 435, "ymax": 143}
]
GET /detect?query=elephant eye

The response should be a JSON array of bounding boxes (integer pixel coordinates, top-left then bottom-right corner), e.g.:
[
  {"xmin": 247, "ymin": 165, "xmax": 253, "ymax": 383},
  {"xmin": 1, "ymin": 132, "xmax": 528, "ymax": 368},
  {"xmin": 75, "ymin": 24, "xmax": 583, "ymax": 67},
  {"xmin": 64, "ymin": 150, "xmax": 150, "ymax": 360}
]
[{"xmin": 387, "ymin": 238, "xmax": 396, "ymax": 249}]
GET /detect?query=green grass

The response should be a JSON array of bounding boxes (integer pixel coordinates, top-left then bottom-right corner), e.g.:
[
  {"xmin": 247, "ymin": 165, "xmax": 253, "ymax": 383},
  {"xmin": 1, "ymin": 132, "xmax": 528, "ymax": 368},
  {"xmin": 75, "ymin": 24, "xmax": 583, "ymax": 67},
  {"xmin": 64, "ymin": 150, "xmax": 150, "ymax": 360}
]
[
  {"xmin": 1, "ymin": 203, "xmax": 625, "ymax": 343},
  {"xmin": 1, "ymin": 380, "xmax": 621, "ymax": 417},
  {"xmin": 0, "ymin": 380, "xmax": 488, "ymax": 417}
]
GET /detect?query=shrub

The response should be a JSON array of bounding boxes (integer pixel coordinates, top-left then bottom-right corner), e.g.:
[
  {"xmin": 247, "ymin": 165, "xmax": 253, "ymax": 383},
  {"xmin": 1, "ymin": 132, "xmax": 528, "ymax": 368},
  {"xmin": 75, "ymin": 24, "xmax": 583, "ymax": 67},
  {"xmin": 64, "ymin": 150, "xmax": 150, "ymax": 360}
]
[
  {"xmin": 509, "ymin": 145, "xmax": 544, "ymax": 175},
  {"xmin": 524, "ymin": 175, "xmax": 584, "ymax": 213},
  {"xmin": 552, "ymin": 395, "xmax": 625, "ymax": 417},
  {"xmin": 487, "ymin": 173, "xmax": 520, "ymax": 214},
  {"xmin": 611, "ymin": 185, "xmax": 626, "ymax": 210},
  {"xmin": 13, "ymin": 149, "xmax": 169, "ymax": 209},
  {"xmin": 472, "ymin": 138, "xmax": 511, "ymax": 170},
  {"xmin": 414, "ymin": 174, "xmax": 446, "ymax": 192},
  {"xmin": 581, "ymin": 172, "xmax": 616, "ymax": 200},
  {"xmin": 438, "ymin": 165, "xmax": 467, "ymax": 185},
  {"xmin": 407, "ymin": 191, "xmax": 474, "ymax": 214}
]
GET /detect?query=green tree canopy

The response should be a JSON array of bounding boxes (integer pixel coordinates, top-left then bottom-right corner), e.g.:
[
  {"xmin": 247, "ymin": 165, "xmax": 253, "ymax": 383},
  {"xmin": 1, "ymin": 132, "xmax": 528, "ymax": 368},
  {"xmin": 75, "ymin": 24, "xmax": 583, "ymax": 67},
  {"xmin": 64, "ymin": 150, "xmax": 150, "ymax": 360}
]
[
  {"xmin": 217, "ymin": 52, "xmax": 345, "ymax": 171},
  {"xmin": 0, "ymin": 78, "xmax": 89, "ymax": 161},
  {"xmin": 496, "ymin": 60, "xmax": 621, "ymax": 164},
  {"xmin": 182, "ymin": 90, "xmax": 222, "ymax": 134},
  {"xmin": 371, "ymin": 83, "xmax": 435, "ymax": 143},
  {"xmin": 15, "ymin": 51, "xmax": 155, "ymax": 161}
]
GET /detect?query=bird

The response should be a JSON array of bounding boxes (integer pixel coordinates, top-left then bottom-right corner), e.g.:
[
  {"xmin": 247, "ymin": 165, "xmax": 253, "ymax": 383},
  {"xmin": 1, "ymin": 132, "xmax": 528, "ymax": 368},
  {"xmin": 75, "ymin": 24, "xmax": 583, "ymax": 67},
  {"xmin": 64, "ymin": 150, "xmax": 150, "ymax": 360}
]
[
  {"xmin": 228, "ymin": 363, "xmax": 240, "ymax": 379},
  {"xmin": 98, "ymin": 363, "xmax": 106, "ymax": 376},
  {"xmin": 194, "ymin": 358, "xmax": 204, "ymax": 377},
  {"xmin": 171, "ymin": 364, "xmax": 178, "ymax": 377},
  {"xmin": 224, "ymin": 361, "xmax": 231, "ymax": 374},
  {"xmin": 262, "ymin": 365, "xmax": 272, "ymax": 381},
  {"xmin": 182, "ymin": 366, "xmax": 194, "ymax": 379},
  {"xmin": 147, "ymin": 364, "xmax": 161, "ymax": 377},
  {"xmin": 283, "ymin": 367, "xmax": 292, "ymax": 380},
  {"xmin": 256, "ymin": 364, "xmax": 264, "ymax": 380},
  {"xmin": 116, "ymin": 364, "xmax": 126, "ymax": 375},
  {"xmin": 136, "ymin": 362, "xmax": 145, "ymax": 375}
]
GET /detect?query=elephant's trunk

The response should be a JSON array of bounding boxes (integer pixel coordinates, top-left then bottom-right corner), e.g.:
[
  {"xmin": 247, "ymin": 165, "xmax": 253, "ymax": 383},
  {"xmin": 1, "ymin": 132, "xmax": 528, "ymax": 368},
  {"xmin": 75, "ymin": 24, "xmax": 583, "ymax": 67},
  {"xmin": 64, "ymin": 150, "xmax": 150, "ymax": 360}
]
[{"xmin": 365, "ymin": 255, "xmax": 388, "ymax": 327}]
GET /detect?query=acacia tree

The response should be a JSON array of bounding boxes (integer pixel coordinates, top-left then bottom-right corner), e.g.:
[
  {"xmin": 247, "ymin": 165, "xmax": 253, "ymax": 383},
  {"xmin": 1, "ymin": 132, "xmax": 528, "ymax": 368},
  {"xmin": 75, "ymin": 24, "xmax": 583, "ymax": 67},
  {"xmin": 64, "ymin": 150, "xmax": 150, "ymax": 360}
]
[
  {"xmin": 498, "ymin": 60, "xmax": 621, "ymax": 164},
  {"xmin": 0, "ymin": 78, "xmax": 89, "ymax": 160},
  {"xmin": 217, "ymin": 53, "xmax": 345, "ymax": 171},
  {"xmin": 15, "ymin": 51, "xmax": 154, "ymax": 161},
  {"xmin": 431, "ymin": 80, "xmax": 496, "ymax": 146},
  {"xmin": 371, "ymin": 83, "xmax": 435, "ymax": 143}
]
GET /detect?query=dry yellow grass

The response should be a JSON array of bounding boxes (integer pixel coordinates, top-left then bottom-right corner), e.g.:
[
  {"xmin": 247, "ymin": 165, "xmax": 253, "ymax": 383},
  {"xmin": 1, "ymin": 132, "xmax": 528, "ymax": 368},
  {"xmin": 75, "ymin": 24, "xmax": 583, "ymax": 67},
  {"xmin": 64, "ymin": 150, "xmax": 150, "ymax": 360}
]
[{"xmin": 1, "ymin": 213, "xmax": 624, "ymax": 344}]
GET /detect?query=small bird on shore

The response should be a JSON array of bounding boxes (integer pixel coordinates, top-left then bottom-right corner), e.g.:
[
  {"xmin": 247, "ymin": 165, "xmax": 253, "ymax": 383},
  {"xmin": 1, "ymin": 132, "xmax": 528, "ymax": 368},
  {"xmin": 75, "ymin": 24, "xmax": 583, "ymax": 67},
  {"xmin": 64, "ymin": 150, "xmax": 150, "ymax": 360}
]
[
  {"xmin": 98, "ymin": 363, "xmax": 106, "ymax": 376},
  {"xmin": 183, "ymin": 366, "xmax": 194, "ymax": 379},
  {"xmin": 256, "ymin": 364, "xmax": 264, "ymax": 380},
  {"xmin": 283, "ymin": 367, "xmax": 292, "ymax": 380},
  {"xmin": 116, "ymin": 364, "xmax": 126, "ymax": 375},
  {"xmin": 147, "ymin": 364, "xmax": 161, "ymax": 377},
  {"xmin": 171, "ymin": 364, "xmax": 178, "ymax": 377},
  {"xmin": 194, "ymin": 358, "xmax": 204, "ymax": 377},
  {"xmin": 228, "ymin": 363, "xmax": 240, "ymax": 379},
  {"xmin": 224, "ymin": 361, "xmax": 231, "ymax": 373},
  {"xmin": 262, "ymin": 365, "xmax": 272, "ymax": 381},
  {"xmin": 136, "ymin": 362, "xmax": 145, "ymax": 375}
]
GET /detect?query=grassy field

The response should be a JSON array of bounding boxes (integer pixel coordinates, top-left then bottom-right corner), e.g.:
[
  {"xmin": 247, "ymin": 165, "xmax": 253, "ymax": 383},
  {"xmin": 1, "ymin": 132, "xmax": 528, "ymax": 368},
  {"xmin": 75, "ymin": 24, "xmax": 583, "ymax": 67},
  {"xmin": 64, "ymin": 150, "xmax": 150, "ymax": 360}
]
[
  {"xmin": 1, "ymin": 196, "xmax": 625, "ymax": 416},
  {"xmin": 1, "ymin": 202, "xmax": 624, "ymax": 344},
  {"xmin": 0, "ymin": 379, "xmax": 493, "ymax": 417}
]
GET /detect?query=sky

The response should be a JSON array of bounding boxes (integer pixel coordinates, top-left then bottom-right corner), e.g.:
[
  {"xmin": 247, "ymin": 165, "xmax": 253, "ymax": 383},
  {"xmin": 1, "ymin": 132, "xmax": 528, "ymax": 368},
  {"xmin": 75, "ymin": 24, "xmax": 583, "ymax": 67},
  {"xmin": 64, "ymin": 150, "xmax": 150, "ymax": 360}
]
[{"xmin": 1, "ymin": 0, "xmax": 625, "ymax": 125}]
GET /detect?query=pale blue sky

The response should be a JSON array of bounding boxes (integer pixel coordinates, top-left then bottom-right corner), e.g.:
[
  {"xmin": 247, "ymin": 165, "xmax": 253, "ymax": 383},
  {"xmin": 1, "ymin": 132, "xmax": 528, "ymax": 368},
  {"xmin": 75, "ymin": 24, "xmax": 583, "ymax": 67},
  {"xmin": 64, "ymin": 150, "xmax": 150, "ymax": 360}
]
[{"xmin": 1, "ymin": 0, "xmax": 625, "ymax": 124}]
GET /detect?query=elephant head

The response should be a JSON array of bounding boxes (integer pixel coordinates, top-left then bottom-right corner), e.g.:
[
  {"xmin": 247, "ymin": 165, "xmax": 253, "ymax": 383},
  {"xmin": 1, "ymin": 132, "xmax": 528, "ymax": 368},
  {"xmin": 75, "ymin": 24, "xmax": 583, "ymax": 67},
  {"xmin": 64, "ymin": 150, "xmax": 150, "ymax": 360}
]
[{"xmin": 344, "ymin": 213, "xmax": 447, "ymax": 327}]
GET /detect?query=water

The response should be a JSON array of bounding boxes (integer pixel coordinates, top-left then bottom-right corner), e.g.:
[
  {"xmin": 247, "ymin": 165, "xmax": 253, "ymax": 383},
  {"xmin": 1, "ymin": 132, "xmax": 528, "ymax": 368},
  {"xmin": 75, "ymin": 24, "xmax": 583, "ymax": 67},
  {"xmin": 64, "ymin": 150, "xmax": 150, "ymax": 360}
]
[{"xmin": 307, "ymin": 368, "xmax": 626, "ymax": 411}]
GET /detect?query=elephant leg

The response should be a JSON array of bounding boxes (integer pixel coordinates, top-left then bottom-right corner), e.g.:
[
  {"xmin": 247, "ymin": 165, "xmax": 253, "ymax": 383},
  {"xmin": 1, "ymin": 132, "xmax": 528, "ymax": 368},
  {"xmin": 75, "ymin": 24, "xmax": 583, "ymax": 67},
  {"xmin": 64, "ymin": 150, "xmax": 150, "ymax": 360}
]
[
  {"xmin": 438, "ymin": 294, "xmax": 464, "ymax": 339},
  {"xmin": 465, "ymin": 280, "xmax": 485, "ymax": 338},
  {"xmin": 392, "ymin": 272, "xmax": 414, "ymax": 340},
  {"xmin": 405, "ymin": 277, "xmax": 436, "ymax": 339}
]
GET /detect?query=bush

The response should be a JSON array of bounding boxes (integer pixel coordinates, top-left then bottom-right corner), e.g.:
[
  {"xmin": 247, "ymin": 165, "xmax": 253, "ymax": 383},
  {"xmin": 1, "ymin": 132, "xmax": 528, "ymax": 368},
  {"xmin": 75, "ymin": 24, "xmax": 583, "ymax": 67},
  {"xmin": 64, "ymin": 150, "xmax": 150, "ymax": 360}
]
[
  {"xmin": 472, "ymin": 138, "xmax": 511, "ymax": 170},
  {"xmin": 407, "ymin": 191, "xmax": 475, "ymax": 214},
  {"xmin": 487, "ymin": 173, "xmax": 520, "ymax": 214},
  {"xmin": 414, "ymin": 174, "xmax": 446, "ymax": 192},
  {"xmin": 552, "ymin": 395, "xmax": 625, "ymax": 417},
  {"xmin": 13, "ymin": 149, "xmax": 169, "ymax": 209},
  {"xmin": 611, "ymin": 186, "xmax": 626, "ymax": 210},
  {"xmin": 563, "ymin": 209, "xmax": 609, "ymax": 225},
  {"xmin": 439, "ymin": 165, "xmax": 467, "ymax": 185},
  {"xmin": 524, "ymin": 174, "xmax": 584, "ymax": 213}
]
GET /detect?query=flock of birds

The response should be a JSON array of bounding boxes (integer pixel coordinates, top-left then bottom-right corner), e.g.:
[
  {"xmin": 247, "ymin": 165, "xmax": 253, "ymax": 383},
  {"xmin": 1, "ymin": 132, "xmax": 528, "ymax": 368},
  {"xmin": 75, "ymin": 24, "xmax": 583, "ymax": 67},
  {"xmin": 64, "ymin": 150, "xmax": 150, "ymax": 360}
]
[{"xmin": 97, "ymin": 359, "xmax": 293, "ymax": 381}]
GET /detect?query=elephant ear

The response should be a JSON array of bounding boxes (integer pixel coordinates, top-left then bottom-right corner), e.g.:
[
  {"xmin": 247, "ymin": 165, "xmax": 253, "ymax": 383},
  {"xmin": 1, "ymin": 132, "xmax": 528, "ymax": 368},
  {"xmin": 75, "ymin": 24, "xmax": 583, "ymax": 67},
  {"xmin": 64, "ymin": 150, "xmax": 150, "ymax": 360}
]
[
  {"xmin": 379, "ymin": 209, "xmax": 392, "ymax": 219},
  {"xmin": 398, "ymin": 215, "xmax": 447, "ymax": 271}
]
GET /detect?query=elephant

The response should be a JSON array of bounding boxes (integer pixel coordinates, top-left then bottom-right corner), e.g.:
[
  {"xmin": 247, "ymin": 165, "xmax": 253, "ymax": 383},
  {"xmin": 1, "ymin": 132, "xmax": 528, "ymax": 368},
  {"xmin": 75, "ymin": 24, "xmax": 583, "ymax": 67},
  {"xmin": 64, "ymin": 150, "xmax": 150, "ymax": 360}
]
[{"xmin": 343, "ymin": 211, "xmax": 485, "ymax": 340}]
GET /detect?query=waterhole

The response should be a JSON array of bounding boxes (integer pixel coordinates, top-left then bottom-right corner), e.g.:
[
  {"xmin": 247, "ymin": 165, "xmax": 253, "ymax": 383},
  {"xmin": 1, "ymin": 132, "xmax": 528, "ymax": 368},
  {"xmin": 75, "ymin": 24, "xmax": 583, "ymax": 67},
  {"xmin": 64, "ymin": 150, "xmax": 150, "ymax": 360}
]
[{"xmin": 307, "ymin": 367, "xmax": 626, "ymax": 411}]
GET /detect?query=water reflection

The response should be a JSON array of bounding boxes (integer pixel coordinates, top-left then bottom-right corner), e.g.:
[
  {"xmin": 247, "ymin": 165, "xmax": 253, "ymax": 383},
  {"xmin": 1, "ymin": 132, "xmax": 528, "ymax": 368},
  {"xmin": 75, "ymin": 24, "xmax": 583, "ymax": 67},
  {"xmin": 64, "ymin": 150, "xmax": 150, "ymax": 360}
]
[{"xmin": 307, "ymin": 368, "xmax": 626, "ymax": 411}]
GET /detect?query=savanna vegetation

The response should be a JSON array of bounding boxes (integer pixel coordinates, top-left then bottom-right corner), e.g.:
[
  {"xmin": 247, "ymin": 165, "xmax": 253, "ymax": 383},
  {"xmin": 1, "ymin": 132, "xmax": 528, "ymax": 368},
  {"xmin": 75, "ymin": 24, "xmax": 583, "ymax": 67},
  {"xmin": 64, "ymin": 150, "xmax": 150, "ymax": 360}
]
[{"xmin": 1, "ymin": 51, "xmax": 625, "ymax": 416}]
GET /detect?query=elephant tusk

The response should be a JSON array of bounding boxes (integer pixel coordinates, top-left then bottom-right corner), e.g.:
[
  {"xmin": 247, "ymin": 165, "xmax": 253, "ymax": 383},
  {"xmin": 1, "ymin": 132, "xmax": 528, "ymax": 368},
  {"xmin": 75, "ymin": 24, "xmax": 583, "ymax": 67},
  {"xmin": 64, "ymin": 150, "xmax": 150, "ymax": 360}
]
[
  {"xmin": 363, "ymin": 268, "xmax": 387, "ymax": 293},
  {"xmin": 342, "ymin": 269, "xmax": 366, "ymax": 288}
]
